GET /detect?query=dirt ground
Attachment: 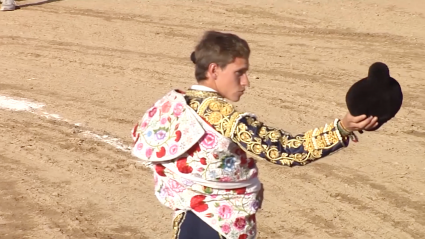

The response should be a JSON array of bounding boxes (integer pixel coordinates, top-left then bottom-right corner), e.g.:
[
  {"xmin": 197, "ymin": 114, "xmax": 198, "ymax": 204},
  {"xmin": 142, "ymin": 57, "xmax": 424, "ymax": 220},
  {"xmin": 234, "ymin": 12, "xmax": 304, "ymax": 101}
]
[{"xmin": 1, "ymin": 0, "xmax": 424, "ymax": 238}]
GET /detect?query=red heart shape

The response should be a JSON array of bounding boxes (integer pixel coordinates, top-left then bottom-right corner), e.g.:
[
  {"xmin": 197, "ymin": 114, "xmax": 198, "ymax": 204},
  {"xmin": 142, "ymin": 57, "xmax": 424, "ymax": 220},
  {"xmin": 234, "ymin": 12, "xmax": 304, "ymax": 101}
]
[
  {"xmin": 156, "ymin": 147, "xmax": 166, "ymax": 158},
  {"xmin": 155, "ymin": 164, "xmax": 166, "ymax": 177},
  {"xmin": 175, "ymin": 130, "xmax": 182, "ymax": 142},
  {"xmin": 190, "ymin": 195, "xmax": 208, "ymax": 212},
  {"xmin": 176, "ymin": 158, "xmax": 193, "ymax": 174}
]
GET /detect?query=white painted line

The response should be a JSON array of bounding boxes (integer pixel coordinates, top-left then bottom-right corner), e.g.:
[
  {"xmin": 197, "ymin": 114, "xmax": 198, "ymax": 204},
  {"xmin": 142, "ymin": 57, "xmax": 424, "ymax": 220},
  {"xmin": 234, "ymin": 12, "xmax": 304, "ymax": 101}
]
[
  {"xmin": 0, "ymin": 94, "xmax": 139, "ymax": 157},
  {"xmin": 0, "ymin": 95, "xmax": 45, "ymax": 111}
]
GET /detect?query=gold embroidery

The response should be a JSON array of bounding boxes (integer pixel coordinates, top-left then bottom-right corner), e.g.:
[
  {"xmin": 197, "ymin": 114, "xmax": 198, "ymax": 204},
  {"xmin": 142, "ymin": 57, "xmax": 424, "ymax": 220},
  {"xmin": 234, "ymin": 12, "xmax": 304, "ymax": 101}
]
[
  {"xmin": 185, "ymin": 89, "xmax": 222, "ymax": 99},
  {"xmin": 190, "ymin": 101, "xmax": 200, "ymax": 111},
  {"xmin": 193, "ymin": 97, "xmax": 240, "ymax": 137},
  {"xmin": 209, "ymin": 101, "xmax": 223, "ymax": 111},
  {"xmin": 172, "ymin": 212, "xmax": 186, "ymax": 239},
  {"xmin": 207, "ymin": 112, "xmax": 223, "ymax": 124},
  {"xmin": 232, "ymin": 117, "xmax": 347, "ymax": 166},
  {"xmin": 220, "ymin": 103, "xmax": 234, "ymax": 116},
  {"xmin": 184, "ymin": 89, "xmax": 347, "ymax": 167}
]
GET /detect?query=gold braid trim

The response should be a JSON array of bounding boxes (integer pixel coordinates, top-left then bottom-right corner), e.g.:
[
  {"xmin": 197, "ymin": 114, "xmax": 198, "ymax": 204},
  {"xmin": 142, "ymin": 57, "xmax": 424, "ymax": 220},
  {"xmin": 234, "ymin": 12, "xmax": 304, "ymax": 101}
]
[
  {"xmin": 171, "ymin": 212, "xmax": 186, "ymax": 239},
  {"xmin": 185, "ymin": 89, "xmax": 222, "ymax": 99}
]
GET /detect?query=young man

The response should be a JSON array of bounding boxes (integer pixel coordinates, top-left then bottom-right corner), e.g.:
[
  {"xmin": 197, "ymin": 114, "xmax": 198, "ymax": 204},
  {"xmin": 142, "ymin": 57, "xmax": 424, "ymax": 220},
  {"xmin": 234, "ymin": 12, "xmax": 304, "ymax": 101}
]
[{"xmin": 131, "ymin": 31, "xmax": 377, "ymax": 239}]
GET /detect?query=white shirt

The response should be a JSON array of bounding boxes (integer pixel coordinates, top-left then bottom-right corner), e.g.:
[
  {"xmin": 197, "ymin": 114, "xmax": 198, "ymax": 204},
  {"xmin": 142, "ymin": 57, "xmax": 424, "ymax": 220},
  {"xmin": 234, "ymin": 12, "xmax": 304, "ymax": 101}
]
[{"xmin": 190, "ymin": 85, "xmax": 217, "ymax": 92}]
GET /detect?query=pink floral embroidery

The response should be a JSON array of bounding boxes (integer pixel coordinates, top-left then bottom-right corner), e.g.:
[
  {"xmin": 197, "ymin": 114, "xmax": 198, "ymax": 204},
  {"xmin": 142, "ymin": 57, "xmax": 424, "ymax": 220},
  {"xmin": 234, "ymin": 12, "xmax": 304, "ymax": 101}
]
[
  {"xmin": 164, "ymin": 185, "xmax": 175, "ymax": 197},
  {"xmin": 141, "ymin": 118, "xmax": 150, "ymax": 130},
  {"xmin": 233, "ymin": 217, "xmax": 247, "ymax": 231},
  {"xmin": 220, "ymin": 176, "xmax": 232, "ymax": 182},
  {"xmin": 161, "ymin": 101, "xmax": 172, "ymax": 113},
  {"xmin": 173, "ymin": 103, "xmax": 184, "ymax": 117},
  {"xmin": 160, "ymin": 117, "xmax": 168, "ymax": 125},
  {"xmin": 136, "ymin": 142, "xmax": 143, "ymax": 151},
  {"xmin": 148, "ymin": 107, "xmax": 157, "ymax": 117},
  {"xmin": 167, "ymin": 179, "xmax": 185, "ymax": 193},
  {"xmin": 200, "ymin": 132, "xmax": 217, "ymax": 149},
  {"xmin": 221, "ymin": 224, "xmax": 231, "ymax": 234},
  {"xmin": 169, "ymin": 144, "xmax": 178, "ymax": 155},
  {"xmin": 218, "ymin": 204, "xmax": 233, "ymax": 219},
  {"xmin": 145, "ymin": 148, "xmax": 153, "ymax": 158}
]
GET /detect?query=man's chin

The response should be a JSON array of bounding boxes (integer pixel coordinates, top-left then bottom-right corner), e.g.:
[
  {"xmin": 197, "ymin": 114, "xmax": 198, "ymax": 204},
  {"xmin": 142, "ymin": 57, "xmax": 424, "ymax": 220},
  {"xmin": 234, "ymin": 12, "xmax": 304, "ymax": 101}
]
[{"xmin": 228, "ymin": 95, "xmax": 242, "ymax": 102}]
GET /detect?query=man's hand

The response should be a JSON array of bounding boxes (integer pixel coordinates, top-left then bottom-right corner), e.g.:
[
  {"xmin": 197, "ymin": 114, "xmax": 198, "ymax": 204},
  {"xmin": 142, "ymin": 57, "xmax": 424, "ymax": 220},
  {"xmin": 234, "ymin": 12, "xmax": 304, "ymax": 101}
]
[{"xmin": 341, "ymin": 112, "xmax": 378, "ymax": 132}]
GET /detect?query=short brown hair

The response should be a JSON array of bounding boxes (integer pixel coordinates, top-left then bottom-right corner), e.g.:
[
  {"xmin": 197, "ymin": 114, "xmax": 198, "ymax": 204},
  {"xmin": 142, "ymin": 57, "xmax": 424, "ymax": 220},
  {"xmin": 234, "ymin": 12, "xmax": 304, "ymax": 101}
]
[{"xmin": 191, "ymin": 31, "xmax": 250, "ymax": 81}]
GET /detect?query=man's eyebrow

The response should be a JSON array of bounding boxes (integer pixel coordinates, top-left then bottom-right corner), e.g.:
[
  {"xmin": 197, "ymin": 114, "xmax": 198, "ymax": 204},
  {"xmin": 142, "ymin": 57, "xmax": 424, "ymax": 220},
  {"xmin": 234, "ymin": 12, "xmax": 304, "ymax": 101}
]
[{"xmin": 237, "ymin": 66, "xmax": 249, "ymax": 72}]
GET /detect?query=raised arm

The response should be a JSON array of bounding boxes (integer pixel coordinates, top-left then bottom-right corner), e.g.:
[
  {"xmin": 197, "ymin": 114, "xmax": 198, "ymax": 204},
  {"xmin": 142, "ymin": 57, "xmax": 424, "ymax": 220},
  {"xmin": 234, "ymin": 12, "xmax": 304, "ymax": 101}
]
[
  {"xmin": 229, "ymin": 114, "xmax": 350, "ymax": 166},
  {"xmin": 190, "ymin": 96, "xmax": 376, "ymax": 167}
]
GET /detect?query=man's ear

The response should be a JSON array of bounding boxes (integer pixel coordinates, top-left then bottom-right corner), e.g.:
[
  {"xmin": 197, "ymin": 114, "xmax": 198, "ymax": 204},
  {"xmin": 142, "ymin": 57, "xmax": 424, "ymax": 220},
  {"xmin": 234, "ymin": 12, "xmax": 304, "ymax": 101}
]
[{"xmin": 208, "ymin": 63, "xmax": 219, "ymax": 80}]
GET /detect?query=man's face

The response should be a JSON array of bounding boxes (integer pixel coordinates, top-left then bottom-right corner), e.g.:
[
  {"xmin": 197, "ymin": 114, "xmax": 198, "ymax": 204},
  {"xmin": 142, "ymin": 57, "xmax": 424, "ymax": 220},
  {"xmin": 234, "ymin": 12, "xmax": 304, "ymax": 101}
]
[{"xmin": 215, "ymin": 57, "xmax": 250, "ymax": 102}]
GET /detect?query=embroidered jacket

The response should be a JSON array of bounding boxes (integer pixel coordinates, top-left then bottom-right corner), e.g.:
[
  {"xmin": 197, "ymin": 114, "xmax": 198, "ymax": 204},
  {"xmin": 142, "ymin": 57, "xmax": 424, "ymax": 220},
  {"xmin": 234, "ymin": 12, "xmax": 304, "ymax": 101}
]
[{"xmin": 131, "ymin": 87, "xmax": 349, "ymax": 239}]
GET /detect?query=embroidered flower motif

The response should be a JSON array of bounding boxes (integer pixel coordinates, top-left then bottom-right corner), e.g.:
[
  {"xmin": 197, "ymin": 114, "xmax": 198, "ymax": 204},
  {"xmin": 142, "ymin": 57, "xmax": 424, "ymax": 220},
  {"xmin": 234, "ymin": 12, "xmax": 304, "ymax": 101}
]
[
  {"xmin": 164, "ymin": 185, "xmax": 174, "ymax": 197},
  {"xmin": 173, "ymin": 102, "xmax": 184, "ymax": 117},
  {"xmin": 161, "ymin": 101, "xmax": 172, "ymax": 113},
  {"xmin": 155, "ymin": 130, "xmax": 167, "ymax": 141},
  {"xmin": 190, "ymin": 195, "xmax": 208, "ymax": 212},
  {"xmin": 251, "ymin": 200, "xmax": 260, "ymax": 211},
  {"xmin": 199, "ymin": 157, "xmax": 207, "ymax": 165},
  {"xmin": 156, "ymin": 146, "xmax": 166, "ymax": 158},
  {"xmin": 233, "ymin": 217, "xmax": 247, "ymax": 231},
  {"xmin": 145, "ymin": 147, "xmax": 153, "ymax": 158},
  {"xmin": 155, "ymin": 164, "xmax": 166, "ymax": 177},
  {"xmin": 220, "ymin": 176, "xmax": 232, "ymax": 182},
  {"xmin": 187, "ymin": 143, "xmax": 201, "ymax": 156},
  {"xmin": 208, "ymin": 170, "xmax": 218, "ymax": 179},
  {"xmin": 175, "ymin": 130, "xmax": 182, "ymax": 142},
  {"xmin": 136, "ymin": 142, "xmax": 143, "ymax": 151},
  {"xmin": 201, "ymin": 132, "xmax": 217, "ymax": 149},
  {"xmin": 221, "ymin": 224, "xmax": 231, "ymax": 234},
  {"xmin": 239, "ymin": 234, "xmax": 248, "ymax": 239},
  {"xmin": 167, "ymin": 179, "xmax": 185, "ymax": 193},
  {"xmin": 160, "ymin": 117, "xmax": 168, "ymax": 125},
  {"xmin": 148, "ymin": 107, "xmax": 157, "ymax": 117},
  {"xmin": 232, "ymin": 187, "xmax": 246, "ymax": 195},
  {"xmin": 141, "ymin": 118, "xmax": 150, "ymax": 130},
  {"xmin": 181, "ymin": 178, "xmax": 194, "ymax": 187},
  {"xmin": 218, "ymin": 204, "xmax": 233, "ymax": 219},
  {"xmin": 169, "ymin": 144, "xmax": 178, "ymax": 155},
  {"xmin": 176, "ymin": 158, "xmax": 193, "ymax": 174},
  {"xmin": 223, "ymin": 156, "xmax": 236, "ymax": 172}
]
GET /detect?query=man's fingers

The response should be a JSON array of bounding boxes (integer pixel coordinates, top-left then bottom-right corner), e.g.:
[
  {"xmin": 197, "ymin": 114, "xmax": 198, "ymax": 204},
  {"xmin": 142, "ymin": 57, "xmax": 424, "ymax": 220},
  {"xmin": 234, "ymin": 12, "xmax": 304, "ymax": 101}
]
[
  {"xmin": 351, "ymin": 114, "xmax": 368, "ymax": 123},
  {"xmin": 365, "ymin": 117, "xmax": 379, "ymax": 130},
  {"xmin": 352, "ymin": 116, "xmax": 378, "ymax": 130},
  {"xmin": 352, "ymin": 116, "xmax": 373, "ymax": 129}
]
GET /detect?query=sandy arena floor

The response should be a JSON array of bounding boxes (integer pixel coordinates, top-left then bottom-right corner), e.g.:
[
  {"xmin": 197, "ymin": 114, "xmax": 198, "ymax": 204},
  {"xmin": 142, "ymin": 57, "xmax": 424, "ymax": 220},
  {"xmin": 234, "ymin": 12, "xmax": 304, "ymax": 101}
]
[{"xmin": 1, "ymin": 0, "xmax": 424, "ymax": 238}]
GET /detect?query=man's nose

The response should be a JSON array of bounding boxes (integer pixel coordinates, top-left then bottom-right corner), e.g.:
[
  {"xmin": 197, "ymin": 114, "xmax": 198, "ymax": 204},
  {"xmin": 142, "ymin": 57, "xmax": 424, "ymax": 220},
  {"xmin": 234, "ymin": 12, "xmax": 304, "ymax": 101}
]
[{"xmin": 241, "ymin": 74, "xmax": 250, "ymax": 87}]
